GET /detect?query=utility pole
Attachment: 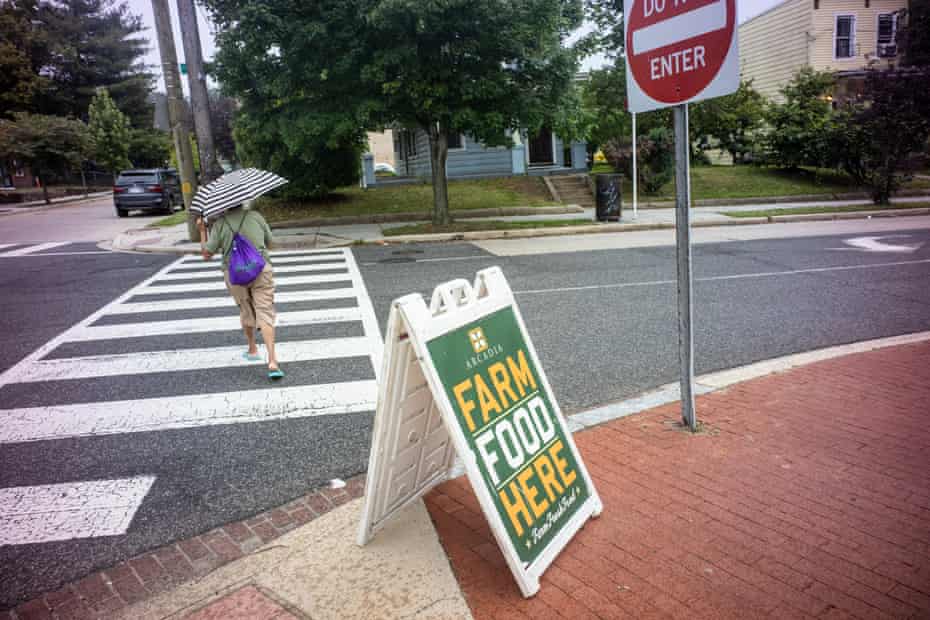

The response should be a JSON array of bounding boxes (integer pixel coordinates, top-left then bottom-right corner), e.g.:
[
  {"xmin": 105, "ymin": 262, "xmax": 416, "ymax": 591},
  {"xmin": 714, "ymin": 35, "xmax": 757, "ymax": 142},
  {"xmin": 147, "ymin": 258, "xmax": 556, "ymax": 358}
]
[
  {"xmin": 176, "ymin": 0, "xmax": 222, "ymax": 182},
  {"xmin": 151, "ymin": 0, "xmax": 198, "ymax": 242}
]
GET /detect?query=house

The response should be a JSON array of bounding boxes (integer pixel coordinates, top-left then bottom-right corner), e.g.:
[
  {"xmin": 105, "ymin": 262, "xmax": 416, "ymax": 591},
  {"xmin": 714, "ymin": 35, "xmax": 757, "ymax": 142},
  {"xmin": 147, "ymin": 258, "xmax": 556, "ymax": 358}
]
[
  {"xmin": 361, "ymin": 127, "xmax": 588, "ymax": 186},
  {"xmin": 738, "ymin": 0, "xmax": 908, "ymax": 102},
  {"xmin": 366, "ymin": 130, "xmax": 395, "ymax": 168}
]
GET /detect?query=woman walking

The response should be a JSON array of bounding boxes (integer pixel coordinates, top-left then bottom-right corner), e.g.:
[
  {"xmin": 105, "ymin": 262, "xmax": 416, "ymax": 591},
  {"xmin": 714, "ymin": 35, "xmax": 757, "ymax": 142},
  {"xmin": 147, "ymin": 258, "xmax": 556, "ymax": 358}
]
[{"xmin": 197, "ymin": 203, "xmax": 284, "ymax": 380}]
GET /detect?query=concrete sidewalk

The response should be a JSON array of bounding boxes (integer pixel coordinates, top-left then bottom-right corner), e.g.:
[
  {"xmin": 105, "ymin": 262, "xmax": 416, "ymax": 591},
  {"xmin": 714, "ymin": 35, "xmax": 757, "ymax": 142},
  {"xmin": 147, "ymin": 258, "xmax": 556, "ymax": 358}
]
[{"xmin": 110, "ymin": 196, "xmax": 930, "ymax": 253}]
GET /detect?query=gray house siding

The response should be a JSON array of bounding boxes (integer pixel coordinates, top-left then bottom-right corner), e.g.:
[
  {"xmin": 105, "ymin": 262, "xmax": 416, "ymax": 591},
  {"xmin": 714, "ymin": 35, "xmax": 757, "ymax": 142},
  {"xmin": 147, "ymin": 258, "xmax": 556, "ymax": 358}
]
[{"xmin": 394, "ymin": 128, "xmax": 584, "ymax": 180}]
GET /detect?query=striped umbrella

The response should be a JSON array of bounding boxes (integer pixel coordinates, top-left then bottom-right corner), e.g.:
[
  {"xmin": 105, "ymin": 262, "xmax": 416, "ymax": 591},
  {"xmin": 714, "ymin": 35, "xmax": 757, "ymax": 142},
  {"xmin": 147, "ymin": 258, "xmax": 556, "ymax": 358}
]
[{"xmin": 190, "ymin": 168, "xmax": 288, "ymax": 221}]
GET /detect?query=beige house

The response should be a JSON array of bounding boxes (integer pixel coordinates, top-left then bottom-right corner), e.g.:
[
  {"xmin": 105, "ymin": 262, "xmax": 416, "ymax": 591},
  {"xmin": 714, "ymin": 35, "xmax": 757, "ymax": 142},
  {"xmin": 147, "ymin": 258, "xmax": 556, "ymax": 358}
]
[{"xmin": 739, "ymin": 0, "xmax": 908, "ymax": 101}]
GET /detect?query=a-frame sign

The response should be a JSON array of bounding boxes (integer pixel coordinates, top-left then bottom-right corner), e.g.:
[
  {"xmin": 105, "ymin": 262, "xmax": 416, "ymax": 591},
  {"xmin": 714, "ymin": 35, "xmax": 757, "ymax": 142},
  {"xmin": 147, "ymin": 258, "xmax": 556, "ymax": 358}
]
[{"xmin": 358, "ymin": 267, "xmax": 602, "ymax": 597}]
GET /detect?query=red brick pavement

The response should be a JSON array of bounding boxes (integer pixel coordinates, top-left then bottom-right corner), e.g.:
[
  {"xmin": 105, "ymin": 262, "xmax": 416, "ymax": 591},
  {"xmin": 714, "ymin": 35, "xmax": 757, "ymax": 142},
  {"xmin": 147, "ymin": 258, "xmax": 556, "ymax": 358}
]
[
  {"xmin": 2, "ymin": 475, "xmax": 365, "ymax": 620},
  {"xmin": 425, "ymin": 341, "xmax": 930, "ymax": 620}
]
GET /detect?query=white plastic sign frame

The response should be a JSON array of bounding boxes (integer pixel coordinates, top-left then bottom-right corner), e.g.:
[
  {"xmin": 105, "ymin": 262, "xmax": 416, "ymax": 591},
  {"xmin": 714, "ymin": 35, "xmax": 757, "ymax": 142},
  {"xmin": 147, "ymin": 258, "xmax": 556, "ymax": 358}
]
[{"xmin": 358, "ymin": 266, "xmax": 602, "ymax": 598}]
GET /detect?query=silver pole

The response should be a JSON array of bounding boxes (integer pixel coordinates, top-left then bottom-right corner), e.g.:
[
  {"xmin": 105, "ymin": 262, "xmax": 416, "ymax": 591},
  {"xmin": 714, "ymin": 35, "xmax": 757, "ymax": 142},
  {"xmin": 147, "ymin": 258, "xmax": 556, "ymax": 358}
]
[
  {"xmin": 632, "ymin": 112, "xmax": 638, "ymax": 220},
  {"xmin": 673, "ymin": 103, "xmax": 697, "ymax": 431}
]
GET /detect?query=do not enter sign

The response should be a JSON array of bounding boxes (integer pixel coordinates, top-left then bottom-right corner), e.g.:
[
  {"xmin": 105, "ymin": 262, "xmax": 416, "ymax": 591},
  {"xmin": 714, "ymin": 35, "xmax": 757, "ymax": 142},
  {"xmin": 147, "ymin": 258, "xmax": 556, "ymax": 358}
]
[{"xmin": 624, "ymin": 0, "xmax": 739, "ymax": 113}]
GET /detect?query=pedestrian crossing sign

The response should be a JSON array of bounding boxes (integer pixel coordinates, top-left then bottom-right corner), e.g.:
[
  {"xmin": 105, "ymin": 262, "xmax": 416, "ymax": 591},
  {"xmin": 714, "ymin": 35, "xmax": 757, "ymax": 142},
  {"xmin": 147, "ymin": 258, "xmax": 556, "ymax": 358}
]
[{"xmin": 357, "ymin": 267, "xmax": 602, "ymax": 598}]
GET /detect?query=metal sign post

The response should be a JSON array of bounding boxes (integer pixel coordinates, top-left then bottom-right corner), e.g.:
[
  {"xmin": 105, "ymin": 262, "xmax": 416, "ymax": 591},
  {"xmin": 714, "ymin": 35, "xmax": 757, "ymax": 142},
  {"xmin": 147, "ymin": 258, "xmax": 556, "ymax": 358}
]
[
  {"xmin": 632, "ymin": 112, "xmax": 638, "ymax": 220},
  {"xmin": 673, "ymin": 105, "xmax": 697, "ymax": 430}
]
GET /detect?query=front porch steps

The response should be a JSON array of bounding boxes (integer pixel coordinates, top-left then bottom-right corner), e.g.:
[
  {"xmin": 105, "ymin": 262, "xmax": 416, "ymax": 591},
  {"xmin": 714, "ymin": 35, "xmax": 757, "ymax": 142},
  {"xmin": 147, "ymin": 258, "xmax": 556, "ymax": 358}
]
[{"xmin": 547, "ymin": 174, "xmax": 595, "ymax": 208}]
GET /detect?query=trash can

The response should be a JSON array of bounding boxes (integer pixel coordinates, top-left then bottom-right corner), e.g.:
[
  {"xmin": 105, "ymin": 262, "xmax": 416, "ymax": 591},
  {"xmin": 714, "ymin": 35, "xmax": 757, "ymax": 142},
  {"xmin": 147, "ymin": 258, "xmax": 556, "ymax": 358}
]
[{"xmin": 595, "ymin": 174, "xmax": 622, "ymax": 222}]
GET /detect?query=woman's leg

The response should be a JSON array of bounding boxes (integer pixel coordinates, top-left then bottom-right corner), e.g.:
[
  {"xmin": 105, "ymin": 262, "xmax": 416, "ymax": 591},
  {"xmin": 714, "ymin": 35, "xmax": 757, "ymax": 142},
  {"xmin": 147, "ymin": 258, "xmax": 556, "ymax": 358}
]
[
  {"xmin": 226, "ymin": 272, "xmax": 258, "ymax": 354},
  {"xmin": 252, "ymin": 265, "xmax": 279, "ymax": 371},
  {"xmin": 243, "ymin": 325, "xmax": 258, "ymax": 355}
]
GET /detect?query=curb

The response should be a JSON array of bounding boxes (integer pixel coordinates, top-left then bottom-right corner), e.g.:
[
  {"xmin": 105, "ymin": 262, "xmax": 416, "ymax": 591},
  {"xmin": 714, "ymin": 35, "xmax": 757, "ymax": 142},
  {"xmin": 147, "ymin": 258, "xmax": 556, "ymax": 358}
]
[
  {"xmin": 116, "ymin": 205, "xmax": 930, "ymax": 254},
  {"xmin": 6, "ymin": 331, "xmax": 930, "ymax": 617},
  {"xmin": 565, "ymin": 330, "xmax": 930, "ymax": 433},
  {"xmin": 633, "ymin": 189, "xmax": 930, "ymax": 209},
  {"xmin": 2, "ymin": 475, "xmax": 367, "ymax": 619},
  {"xmin": 270, "ymin": 204, "xmax": 583, "ymax": 229},
  {"xmin": 0, "ymin": 192, "xmax": 111, "ymax": 217},
  {"xmin": 378, "ymin": 207, "xmax": 930, "ymax": 244}
]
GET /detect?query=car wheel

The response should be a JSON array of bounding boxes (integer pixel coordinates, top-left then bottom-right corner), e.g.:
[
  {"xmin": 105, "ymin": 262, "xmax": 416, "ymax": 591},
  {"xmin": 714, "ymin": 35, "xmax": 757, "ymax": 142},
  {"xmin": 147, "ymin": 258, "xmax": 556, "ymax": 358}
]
[
  {"xmin": 116, "ymin": 208, "xmax": 128, "ymax": 218},
  {"xmin": 163, "ymin": 196, "xmax": 174, "ymax": 215}
]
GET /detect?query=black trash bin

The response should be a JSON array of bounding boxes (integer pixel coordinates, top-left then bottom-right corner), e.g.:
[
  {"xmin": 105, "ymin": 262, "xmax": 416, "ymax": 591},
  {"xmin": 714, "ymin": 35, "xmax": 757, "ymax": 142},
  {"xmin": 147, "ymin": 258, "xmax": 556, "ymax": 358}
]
[{"xmin": 595, "ymin": 173, "xmax": 622, "ymax": 222}]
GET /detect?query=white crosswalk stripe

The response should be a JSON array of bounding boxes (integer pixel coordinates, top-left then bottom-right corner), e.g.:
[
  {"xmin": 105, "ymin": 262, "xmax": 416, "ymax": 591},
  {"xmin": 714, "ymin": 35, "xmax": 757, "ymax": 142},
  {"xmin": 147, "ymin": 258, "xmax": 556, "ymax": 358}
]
[
  {"xmin": 0, "ymin": 247, "xmax": 383, "ymax": 545},
  {"xmin": 0, "ymin": 242, "xmax": 71, "ymax": 257}
]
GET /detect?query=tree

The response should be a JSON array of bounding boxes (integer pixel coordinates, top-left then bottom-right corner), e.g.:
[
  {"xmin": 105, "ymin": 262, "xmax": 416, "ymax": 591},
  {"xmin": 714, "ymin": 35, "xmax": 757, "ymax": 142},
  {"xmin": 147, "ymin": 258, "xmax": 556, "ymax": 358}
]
[
  {"xmin": 690, "ymin": 80, "xmax": 765, "ymax": 164},
  {"xmin": 205, "ymin": 0, "xmax": 584, "ymax": 223},
  {"xmin": 1, "ymin": 0, "xmax": 154, "ymax": 126},
  {"xmin": 128, "ymin": 128, "xmax": 171, "ymax": 168},
  {"xmin": 603, "ymin": 126, "xmax": 673, "ymax": 194},
  {"xmin": 827, "ymin": 69, "xmax": 930, "ymax": 204},
  {"xmin": 0, "ymin": 112, "xmax": 90, "ymax": 203},
  {"xmin": 898, "ymin": 0, "xmax": 930, "ymax": 67},
  {"xmin": 208, "ymin": 90, "xmax": 238, "ymax": 167},
  {"xmin": 762, "ymin": 68, "xmax": 834, "ymax": 169},
  {"xmin": 88, "ymin": 88, "xmax": 131, "ymax": 175},
  {"xmin": 0, "ymin": 0, "xmax": 51, "ymax": 117}
]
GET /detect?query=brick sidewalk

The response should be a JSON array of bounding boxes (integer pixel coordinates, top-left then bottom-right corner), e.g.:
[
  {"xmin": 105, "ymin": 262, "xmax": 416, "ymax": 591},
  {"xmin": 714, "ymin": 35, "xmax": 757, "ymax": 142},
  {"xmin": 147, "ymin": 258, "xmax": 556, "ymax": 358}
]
[{"xmin": 426, "ymin": 341, "xmax": 930, "ymax": 620}]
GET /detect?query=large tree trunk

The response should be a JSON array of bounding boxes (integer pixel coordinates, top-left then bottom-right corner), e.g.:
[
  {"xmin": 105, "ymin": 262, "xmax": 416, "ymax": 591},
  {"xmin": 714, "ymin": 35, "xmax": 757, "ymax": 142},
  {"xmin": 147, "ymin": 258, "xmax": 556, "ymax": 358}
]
[{"xmin": 428, "ymin": 123, "xmax": 451, "ymax": 226}]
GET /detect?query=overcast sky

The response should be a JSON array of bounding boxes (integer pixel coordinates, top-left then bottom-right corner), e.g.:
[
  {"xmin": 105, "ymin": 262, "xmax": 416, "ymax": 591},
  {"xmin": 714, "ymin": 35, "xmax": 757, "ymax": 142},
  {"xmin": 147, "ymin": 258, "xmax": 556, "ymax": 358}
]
[{"xmin": 130, "ymin": 0, "xmax": 786, "ymax": 93}]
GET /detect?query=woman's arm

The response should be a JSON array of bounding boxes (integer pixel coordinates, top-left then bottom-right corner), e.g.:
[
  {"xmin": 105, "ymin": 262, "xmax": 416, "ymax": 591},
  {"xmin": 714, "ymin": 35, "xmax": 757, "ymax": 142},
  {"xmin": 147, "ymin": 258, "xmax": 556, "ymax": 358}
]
[{"xmin": 197, "ymin": 218, "xmax": 213, "ymax": 260}]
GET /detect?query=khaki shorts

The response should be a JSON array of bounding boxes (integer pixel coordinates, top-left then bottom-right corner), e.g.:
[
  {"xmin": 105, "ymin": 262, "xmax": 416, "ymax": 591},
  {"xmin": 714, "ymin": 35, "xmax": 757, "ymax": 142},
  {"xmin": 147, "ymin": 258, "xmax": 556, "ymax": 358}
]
[{"xmin": 225, "ymin": 263, "xmax": 276, "ymax": 328}]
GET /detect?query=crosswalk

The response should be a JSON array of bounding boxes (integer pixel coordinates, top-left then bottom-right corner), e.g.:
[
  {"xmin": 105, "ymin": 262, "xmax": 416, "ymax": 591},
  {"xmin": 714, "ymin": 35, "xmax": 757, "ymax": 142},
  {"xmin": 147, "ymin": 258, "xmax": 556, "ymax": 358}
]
[
  {"xmin": 0, "ymin": 247, "xmax": 383, "ymax": 546},
  {"xmin": 0, "ymin": 242, "xmax": 111, "ymax": 257}
]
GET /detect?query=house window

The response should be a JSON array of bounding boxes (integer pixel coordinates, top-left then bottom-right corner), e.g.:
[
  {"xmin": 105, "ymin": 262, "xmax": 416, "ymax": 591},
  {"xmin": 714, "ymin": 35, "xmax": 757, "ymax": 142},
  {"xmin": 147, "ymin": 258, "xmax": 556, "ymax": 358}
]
[
  {"xmin": 834, "ymin": 15, "xmax": 855, "ymax": 59},
  {"xmin": 877, "ymin": 14, "xmax": 897, "ymax": 57},
  {"xmin": 447, "ymin": 133, "xmax": 465, "ymax": 151},
  {"xmin": 403, "ymin": 130, "xmax": 417, "ymax": 158}
]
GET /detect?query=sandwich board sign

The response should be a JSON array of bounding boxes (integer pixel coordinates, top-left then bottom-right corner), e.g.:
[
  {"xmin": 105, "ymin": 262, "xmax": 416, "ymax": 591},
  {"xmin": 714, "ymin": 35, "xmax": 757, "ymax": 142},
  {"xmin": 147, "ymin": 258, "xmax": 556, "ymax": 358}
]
[
  {"xmin": 624, "ymin": 0, "xmax": 739, "ymax": 113},
  {"xmin": 357, "ymin": 267, "xmax": 602, "ymax": 597}
]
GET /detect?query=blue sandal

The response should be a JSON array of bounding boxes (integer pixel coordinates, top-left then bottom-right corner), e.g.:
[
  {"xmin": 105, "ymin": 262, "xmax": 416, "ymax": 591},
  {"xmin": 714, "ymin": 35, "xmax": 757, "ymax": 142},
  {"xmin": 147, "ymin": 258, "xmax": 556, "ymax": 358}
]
[
  {"xmin": 243, "ymin": 351, "xmax": 262, "ymax": 362},
  {"xmin": 268, "ymin": 368, "xmax": 285, "ymax": 381}
]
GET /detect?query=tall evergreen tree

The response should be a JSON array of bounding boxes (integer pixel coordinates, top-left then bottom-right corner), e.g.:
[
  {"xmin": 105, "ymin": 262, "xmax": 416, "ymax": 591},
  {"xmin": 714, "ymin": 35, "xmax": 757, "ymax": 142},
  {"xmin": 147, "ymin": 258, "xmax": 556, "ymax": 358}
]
[{"xmin": 0, "ymin": 0, "xmax": 154, "ymax": 126}]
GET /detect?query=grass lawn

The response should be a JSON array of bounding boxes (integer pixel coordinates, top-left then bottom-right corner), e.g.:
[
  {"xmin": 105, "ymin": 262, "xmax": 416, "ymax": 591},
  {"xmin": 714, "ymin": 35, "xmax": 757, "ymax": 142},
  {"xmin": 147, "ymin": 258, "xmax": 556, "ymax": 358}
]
[
  {"xmin": 590, "ymin": 164, "xmax": 930, "ymax": 202},
  {"xmin": 383, "ymin": 218, "xmax": 593, "ymax": 236},
  {"xmin": 725, "ymin": 202, "xmax": 930, "ymax": 218}
]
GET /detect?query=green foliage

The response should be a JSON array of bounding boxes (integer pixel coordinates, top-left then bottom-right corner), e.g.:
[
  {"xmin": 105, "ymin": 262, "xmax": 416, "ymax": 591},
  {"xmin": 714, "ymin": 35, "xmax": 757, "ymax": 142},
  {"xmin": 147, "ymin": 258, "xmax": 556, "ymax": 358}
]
[
  {"xmin": 580, "ymin": 62, "xmax": 670, "ymax": 155},
  {"xmin": 899, "ymin": 0, "xmax": 930, "ymax": 67},
  {"xmin": 0, "ymin": 0, "xmax": 51, "ymax": 116},
  {"xmin": 690, "ymin": 80, "xmax": 765, "ymax": 163},
  {"xmin": 88, "ymin": 88, "xmax": 130, "ymax": 175},
  {"xmin": 203, "ymin": 0, "xmax": 584, "ymax": 219},
  {"xmin": 0, "ymin": 0, "xmax": 153, "ymax": 126},
  {"xmin": 208, "ymin": 90, "xmax": 238, "ymax": 166},
  {"xmin": 0, "ymin": 112, "xmax": 90, "ymax": 202},
  {"xmin": 762, "ymin": 68, "xmax": 835, "ymax": 169},
  {"xmin": 578, "ymin": 0, "xmax": 623, "ymax": 59},
  {"xmin": 128, "ymin": 128, "xmax": 171, "ymax": 168},
  {"xmin": 826, "ymin": 69, "xmax": 930, "ymax": 204},
  {"xmin": 603, "ymin": 126, "xmax": 673, "ymax": 194},
  {"xmin": 233, "ymin": 108, "xmax": 362, "ymax": 199}
]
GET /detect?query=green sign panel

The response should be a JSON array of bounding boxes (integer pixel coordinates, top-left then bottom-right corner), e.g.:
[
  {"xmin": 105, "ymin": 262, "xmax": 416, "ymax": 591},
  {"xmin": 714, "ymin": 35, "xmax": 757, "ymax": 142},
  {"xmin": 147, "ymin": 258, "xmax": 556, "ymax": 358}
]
[{"xmin": 427, "ymin": 307, "xmax": 591, "ymax": 565}]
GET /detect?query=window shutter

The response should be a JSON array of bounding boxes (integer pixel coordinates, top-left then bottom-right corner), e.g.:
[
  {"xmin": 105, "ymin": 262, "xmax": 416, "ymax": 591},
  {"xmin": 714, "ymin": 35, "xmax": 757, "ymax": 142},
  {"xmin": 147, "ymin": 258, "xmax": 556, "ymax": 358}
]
[{"xmin": 850, "ymin": 15, "xmax": 856, "ymax": 56}]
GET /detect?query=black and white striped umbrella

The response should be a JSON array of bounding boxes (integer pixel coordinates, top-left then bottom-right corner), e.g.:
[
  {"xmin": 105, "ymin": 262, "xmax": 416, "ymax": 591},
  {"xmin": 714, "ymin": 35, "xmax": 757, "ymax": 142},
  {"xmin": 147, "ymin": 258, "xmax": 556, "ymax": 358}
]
[{"xmin": 190, "ymin": 168, "xmax": 288, "ymax": 221}]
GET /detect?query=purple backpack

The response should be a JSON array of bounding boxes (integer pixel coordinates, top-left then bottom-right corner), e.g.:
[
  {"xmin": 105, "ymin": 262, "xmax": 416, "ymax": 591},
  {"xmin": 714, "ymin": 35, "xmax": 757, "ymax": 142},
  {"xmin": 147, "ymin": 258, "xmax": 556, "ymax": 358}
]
[{"xmin": 225, "ymin": 212, "xmax": 266, "ymax": 286}]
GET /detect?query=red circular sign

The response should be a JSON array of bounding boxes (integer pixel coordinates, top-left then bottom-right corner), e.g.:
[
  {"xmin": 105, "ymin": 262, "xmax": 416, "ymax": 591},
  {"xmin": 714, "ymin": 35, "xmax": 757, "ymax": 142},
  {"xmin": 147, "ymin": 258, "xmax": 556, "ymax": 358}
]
[{"xmin": 627, "ymin": 0, "xmax": 736, "ymax": 104}]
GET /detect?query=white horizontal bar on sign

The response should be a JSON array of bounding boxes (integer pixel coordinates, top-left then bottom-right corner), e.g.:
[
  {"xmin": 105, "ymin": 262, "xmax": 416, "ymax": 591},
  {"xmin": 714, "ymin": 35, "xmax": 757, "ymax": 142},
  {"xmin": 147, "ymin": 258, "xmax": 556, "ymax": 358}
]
[
  {"xmin": 0, "ymin": 242, "xmax": 70, "ymax": 257},
  {"xmin": 69, "ymin": 307, "xmax": 362, "ymax": 341},
  {"xmin": 157, "ymin": 262, "xmax": 348, "ymax": 281},
  {"xmin": 21, "ymin": 337, "xmax": 375, "ymax": 382},
  {"xmin": 0, "ymin": 476, "xmax": 155, "ymax": 545},
  {"xmin": 110, "ymin": 287, "xmax": 358, "ymax": 314},
  {"xmin": 135, "ymin": 273, "xmax": 351, "ymax": 295},
  {"xmin": 631, "ymin": 0, "xmax": 726, "ymax": 55},
  {"xmin": 0, "ymin": 380, "xmax": 378, "ymax": 444}
]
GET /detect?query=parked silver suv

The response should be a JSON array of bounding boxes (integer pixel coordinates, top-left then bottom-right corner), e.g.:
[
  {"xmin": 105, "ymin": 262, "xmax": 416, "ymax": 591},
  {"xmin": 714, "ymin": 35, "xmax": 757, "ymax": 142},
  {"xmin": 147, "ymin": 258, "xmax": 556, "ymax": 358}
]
[{"xmin": 113, "ymin": 169, "xmax": 182, "ymax": 217}]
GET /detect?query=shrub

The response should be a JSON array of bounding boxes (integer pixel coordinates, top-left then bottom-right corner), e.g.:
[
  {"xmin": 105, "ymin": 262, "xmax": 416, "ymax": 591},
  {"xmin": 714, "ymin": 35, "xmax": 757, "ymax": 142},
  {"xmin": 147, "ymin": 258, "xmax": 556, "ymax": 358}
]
[{"xmin": 602, "ymin": 127, "xmax": 674, "ymax": 194}]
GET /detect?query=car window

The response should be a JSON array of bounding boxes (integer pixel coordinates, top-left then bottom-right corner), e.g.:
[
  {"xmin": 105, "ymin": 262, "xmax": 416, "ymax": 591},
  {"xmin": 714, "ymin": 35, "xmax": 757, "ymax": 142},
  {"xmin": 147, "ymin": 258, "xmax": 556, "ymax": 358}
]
[{"xmin": 116, "ymin": 172, "xmax": 157, "ymax": 185}]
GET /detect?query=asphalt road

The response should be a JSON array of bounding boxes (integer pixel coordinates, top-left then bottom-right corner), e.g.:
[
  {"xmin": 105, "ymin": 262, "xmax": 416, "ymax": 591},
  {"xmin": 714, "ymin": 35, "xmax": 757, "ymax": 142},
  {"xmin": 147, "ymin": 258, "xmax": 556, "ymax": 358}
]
[{"xmin": 2, "ymin": 217, "xmax": 930, "ymax": 608}]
